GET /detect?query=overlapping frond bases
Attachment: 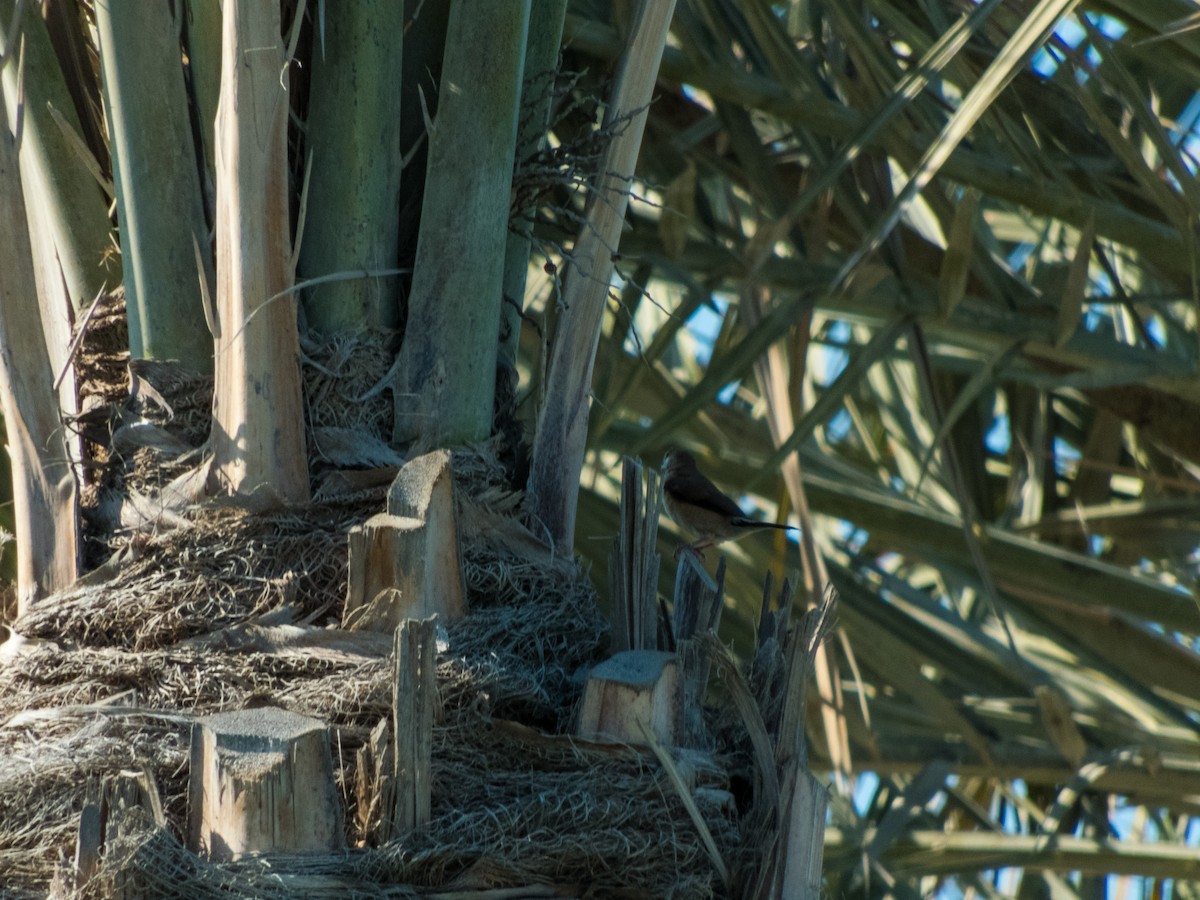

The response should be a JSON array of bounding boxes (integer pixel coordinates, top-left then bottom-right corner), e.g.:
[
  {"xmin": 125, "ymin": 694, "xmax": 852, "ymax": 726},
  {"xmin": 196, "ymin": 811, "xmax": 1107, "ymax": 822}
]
[{"xmin": 556, "ymin": 1, "xmax": 1200, "ymax": 894}]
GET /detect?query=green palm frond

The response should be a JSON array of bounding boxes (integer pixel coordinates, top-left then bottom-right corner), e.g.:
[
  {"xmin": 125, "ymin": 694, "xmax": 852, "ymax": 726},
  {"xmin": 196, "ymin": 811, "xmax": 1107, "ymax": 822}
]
[{"xmin": 550, "ymin": 0, "xmax": 1200, "ymax": 891}]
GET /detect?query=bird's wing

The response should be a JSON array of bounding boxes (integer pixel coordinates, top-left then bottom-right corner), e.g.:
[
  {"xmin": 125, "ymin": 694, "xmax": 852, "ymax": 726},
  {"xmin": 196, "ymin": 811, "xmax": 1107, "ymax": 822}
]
[{"xmin": 671, "ymin": 471, "xmax": 747, "ymax": 518}]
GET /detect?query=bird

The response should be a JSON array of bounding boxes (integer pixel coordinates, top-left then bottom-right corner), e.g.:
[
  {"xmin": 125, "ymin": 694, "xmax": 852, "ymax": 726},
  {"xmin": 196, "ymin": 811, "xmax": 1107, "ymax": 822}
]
[{"xmin": 661, "ymin": 448, "xmax": 798, "ymax": 558}]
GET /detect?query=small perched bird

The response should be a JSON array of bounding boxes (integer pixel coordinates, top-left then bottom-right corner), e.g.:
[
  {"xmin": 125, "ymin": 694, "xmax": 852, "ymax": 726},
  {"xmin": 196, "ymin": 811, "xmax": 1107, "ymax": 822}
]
[{"xmin": 661, "ymin": 448, "xmax": 798, "ymax": 557}]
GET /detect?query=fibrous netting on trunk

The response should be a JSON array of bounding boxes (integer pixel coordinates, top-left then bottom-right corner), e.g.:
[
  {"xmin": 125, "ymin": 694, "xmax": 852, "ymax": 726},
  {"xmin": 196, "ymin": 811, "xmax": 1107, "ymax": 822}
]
[
  {"xmin": 0, "ymin": 294, "xmax": 739, "ymax": 898},
  {"xmin": 45, "ymin": 716, "xmax": 735, "ymax": 899}
]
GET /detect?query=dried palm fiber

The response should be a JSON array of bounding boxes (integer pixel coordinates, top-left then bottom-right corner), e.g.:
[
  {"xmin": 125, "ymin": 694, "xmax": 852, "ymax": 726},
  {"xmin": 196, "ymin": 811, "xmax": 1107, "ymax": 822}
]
[
  {"xmin": 1, "ymin": 628, "xmax": 732, "ymax": 898},
  {"xmin": 1, "ymin": 299, "xmax": 736, "ymax": 898},
  {"xmin": 300, "ymin": 328, "xmax": 396, "ymax": 436},
  {"xmin": 15, "ymin": 500, "xmax": 368, "ymax": 650},
  {"xmin": 73, "ymin": 296, "xmax": 397, "ymax": 572},
  {"xmin": 68, "ymin": 715, "xmax": 735, "ymax": 899}
]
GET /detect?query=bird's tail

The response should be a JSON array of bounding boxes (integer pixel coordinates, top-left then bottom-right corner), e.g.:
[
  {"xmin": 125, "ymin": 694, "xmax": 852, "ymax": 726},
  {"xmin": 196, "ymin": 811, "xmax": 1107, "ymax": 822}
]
[{"xmin": 732, "ymin": 518, "xmax": 799, "ymax": 531}]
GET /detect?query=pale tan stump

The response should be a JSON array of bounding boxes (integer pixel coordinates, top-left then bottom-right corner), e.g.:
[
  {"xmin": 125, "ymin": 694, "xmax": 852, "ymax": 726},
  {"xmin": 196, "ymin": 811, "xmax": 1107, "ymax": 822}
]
[
  {"xmin": 344, "ymin": 450, "xmax": 465, "ymax": 631},
  {"xmin": 392, "ymin": 616, "xmax": 437, "ymax": 835},
  {"xmin": 188, "ymin": 707, "xmax": 344, "ymax": 861},
  {"xmin": 577, "ymin": 650, "xmax": 679, "ymax": 746}
]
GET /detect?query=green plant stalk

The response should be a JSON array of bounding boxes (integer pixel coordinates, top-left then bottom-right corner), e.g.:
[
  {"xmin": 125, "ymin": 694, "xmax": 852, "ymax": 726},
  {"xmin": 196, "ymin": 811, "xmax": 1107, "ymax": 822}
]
[
  {"xmin": 0, "ymin": 87, "xmax": 80, "ymax": 613},
  {"xmin": 834, "ymin": 0, "xmax": 1082, "ymax": 287},
  {"xmin": 396, "ymin": 1, "xmax": 450, "ymax": 263},
  {"xmin": 96, "ymin": 0, "xmax": 213, "ymax": 371},
  {"xmin": 183, "ymin": 0, "xmax": 222, "ymax": 214},
  {"xmin": 603, "ymin": 225, "xmax": 1200, "ymax": 408},
  {"xmin": 299, "ymin": 0, "xmax": 405, "ymax": 335},
  {"xmin": 528, "ymin": 0, "xmax": 678, "ymax": 547},
  {"xmin": 824, "ymin": 827, "xmax": 1200, "ymax": 879},
  {"xmin": 394, "ymin": 0, "xmax": 531, "ymax": 445},
  {"xmin": 498, "ymin": 0, "xmax": 567, "ymax": 371},
  {"xmin": 0, "ymin": 1, "xmax": 116, "ymax": 311},
  {"xmin": 563, "ymin": 13, "xmax": 1191, "ymax": 284}
]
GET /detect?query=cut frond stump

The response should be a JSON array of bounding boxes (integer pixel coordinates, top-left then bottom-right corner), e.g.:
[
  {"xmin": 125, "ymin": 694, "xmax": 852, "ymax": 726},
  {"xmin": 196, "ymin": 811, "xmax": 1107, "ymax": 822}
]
[
  {"xmin": 779, "ymin": 763, "xmax": 827, "ymax": 900},
  {"xmin": 68, "ymin": 769, "xmax": 164, "ymax": 897},
  {"xmin": 673, "ymin": 554, "xmax": 725, "ymax": 749},
  {"xmin": 74, "ymin": 785, "xmax": 102, "ymax": 888},
  {"xmin": 392, "ymin": 616, "xmax": 437, "ymax": 836},
  {"xmin": 101, "ymin": 768, "xmax": 166, "ymax": 900},
  {"xmin": 578, "ymin": 649, "xmax": 679, "ymax": 747},
  {"xmin": 747, "ymin": 581, "xmax": 835, "ymax": 900},
  {"xmin": 609, "ymin": 456, "xmax": 661, "ymax": 653},
  {"xmin": 187, "ymin": 707, "xmax": 344, "ymax": 861},
  {"xmin": 343, "ymin": 450, "xmax": 466, "ymax": 630},
  {"xmin": 354, "ymin": 718, "xmax": 395, "ymax": 845}
]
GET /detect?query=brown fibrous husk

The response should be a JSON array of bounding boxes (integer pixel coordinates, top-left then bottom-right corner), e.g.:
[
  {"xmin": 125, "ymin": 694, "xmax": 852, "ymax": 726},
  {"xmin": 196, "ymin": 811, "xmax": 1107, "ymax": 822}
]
[{"xmin": 0, "ymin": 294, "xmax": 737, "ymax": 899}]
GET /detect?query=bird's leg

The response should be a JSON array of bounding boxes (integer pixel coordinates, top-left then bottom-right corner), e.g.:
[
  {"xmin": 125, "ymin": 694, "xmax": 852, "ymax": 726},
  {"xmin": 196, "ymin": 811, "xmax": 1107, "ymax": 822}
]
[{"xmin": 673, "ymin": 542, "xmax": 707, "ymax": 562}]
